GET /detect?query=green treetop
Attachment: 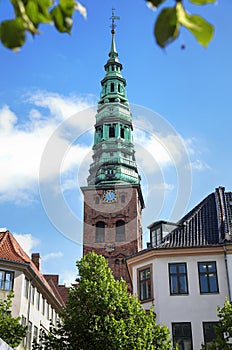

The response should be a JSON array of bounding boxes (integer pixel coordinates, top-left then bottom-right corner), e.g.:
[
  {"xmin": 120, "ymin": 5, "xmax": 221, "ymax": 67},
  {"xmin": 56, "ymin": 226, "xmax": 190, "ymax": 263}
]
[{"xmin": 33, "ymin": 252, "xmax": 172, "ymax": 350}]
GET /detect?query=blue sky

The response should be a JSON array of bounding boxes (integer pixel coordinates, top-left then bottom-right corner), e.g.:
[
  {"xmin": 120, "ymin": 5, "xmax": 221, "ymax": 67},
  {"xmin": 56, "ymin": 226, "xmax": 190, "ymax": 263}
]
[{"xmin": 0, "ymin": 0, "xmax": 231, "ymax": 285}]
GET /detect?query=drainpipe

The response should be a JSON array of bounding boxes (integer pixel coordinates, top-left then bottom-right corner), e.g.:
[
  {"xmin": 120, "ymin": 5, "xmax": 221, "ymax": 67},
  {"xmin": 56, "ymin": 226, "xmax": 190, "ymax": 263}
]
[{"xmin": 223, "ymin": 243, "xmax": 231, "ymax": 301}]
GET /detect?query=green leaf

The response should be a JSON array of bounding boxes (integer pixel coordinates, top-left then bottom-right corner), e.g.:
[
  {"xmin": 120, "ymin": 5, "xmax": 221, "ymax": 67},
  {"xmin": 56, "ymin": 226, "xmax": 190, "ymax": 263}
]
[
  {"xmin": 189, "ymin": 0, "xmax": 216, "ymax": 4},
  {"xmin": 26, "ymin": 0, "xmax": 51, "ymax": 26},
  {"xmin": 60, "ymin": 0, "xmax": 75, "ymax": 16},
  {"xmin": 176, "ymin": 2, "xmax": 214, "ymax": 47},
  {"xmin": 0, "ymin": 18, "xmax": 25, "ymax": 50},
  {"xmin": 146, "ymin": 0, "xmax": 167, "ymax": 9},
  {"xmin": 51, "ymin": 5, "xmax": 72, "ymax": 33},
  {"xmin": 154, "ymin": 7, "xmax": 180, "ymax": 48}
]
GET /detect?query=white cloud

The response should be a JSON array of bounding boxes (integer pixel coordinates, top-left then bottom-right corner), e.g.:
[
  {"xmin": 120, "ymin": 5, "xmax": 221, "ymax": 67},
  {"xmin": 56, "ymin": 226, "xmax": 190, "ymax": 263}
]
[
  {"xmin": 27, "ymin": 91, "xmax": 96, "ymax": 130},
  {"xmin": 0, "ymin": 91, "xmax": 96, "ymax": 203},
  {"xmin": 190, "ymin": 159, "xmax": 211, "ymax": 172},
  {"xmin": 13, "ymin": 233, "xmax": 40, "ymax": 255},
  {"xmin": 134, "ymin": 128, "xmax": 188, "ymax": 174},
  {"xmin": 42, "ymin": 251, "xmax": 64, "ymax": 261},
  {"xmin": 0, "ymin": 91, "xmax": 209, "ymax": 205},
  {"xmin": 60, "ymin": 270, "xmax": 77, "ymax": 286}
]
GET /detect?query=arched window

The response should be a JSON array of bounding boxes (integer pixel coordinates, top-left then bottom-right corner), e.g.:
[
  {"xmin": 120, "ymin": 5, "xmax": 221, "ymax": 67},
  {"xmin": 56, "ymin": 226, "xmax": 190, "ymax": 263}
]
[
  {"xmin": 96, "ymin": 221, "xmax": 105, "ymax": 243},
  {"xmin": 110, "ymin": 83, "xmax": 114, "ymax": 92},
  {"xmin": 116, "ymin": 220, "xmax": 125, "ymax": 242}
]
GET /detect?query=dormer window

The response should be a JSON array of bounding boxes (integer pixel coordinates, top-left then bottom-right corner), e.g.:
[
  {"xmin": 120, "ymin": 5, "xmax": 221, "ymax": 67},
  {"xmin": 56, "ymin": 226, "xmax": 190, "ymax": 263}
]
[{"xmin": 151, "ymin": 227, "xmax": 162, "ymax": 247}]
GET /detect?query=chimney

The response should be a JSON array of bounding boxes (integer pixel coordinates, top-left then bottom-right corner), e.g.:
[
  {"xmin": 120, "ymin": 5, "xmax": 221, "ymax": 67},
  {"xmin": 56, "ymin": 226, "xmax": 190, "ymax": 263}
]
[{"xmin": 31, "ymin": 253, "xmax": 41, "ymax": 271}]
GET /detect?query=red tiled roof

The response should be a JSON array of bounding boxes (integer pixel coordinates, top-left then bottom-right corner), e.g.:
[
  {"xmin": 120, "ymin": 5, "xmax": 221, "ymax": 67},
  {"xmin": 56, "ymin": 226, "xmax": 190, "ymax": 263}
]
[{"xmin": 0, "ymin": 231, "xmax": 67, "ymax": 306}]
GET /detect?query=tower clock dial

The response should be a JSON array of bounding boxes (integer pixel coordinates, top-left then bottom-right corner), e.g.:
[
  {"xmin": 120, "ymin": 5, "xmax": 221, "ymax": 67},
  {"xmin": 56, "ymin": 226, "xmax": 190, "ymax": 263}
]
[{"xmin": 103, "ymin": 190, "xmax": 117, "ymax": 203}]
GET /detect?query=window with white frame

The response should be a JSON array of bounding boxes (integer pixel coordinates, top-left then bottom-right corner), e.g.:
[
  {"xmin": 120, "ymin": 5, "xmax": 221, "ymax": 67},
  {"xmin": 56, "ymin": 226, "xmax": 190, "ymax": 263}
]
[
  {"xmin": 30, "ymin": 285, "xmax": 35, "ymax": 305},
  {"xmin": 21, "ymin": 316, "xmax": 27, "ymax": 347},
  {"xmin": 26, "ymin": 321, "xmax": 32, "ymax": 349},
  {"xmin": 33, "ymin": 325, "xmax": 38, "ymax": 344},
  {"xmin": 24, "ymin": 277, "xmax": 29, "ymax": 298},
  {"xmin": 0, "ymin": 270, "xmax": 14, "ymax": 291},
  {"xmin": 36, "ymin": 290, "xmax": 40, "ymax": 310},
  {"xmin": 42, "ymin": 297, "xmax": 45, "ymax": 315}
]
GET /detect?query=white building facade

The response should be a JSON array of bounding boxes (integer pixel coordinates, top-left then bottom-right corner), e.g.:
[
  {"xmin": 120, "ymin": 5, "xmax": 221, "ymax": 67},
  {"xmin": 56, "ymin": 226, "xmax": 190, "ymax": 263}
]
[
  {"xmin": 0, "ymin": 230, "xmax": 67, "ymax": 350},
  {"xmin": 127, "ymin": 187, "xmax": 232, "ymax": 349}
]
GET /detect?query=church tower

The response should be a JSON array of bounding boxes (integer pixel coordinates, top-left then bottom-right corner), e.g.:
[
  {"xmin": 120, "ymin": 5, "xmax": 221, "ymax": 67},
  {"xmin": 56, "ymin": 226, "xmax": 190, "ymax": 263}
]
[{"xmin": 81, "ymin": 11, "xmax": 144, "ymax": 287}]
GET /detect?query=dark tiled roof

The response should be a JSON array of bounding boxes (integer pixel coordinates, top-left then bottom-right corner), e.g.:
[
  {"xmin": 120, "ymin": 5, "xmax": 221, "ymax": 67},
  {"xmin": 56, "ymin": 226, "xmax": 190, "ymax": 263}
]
[{"xmin": 158, "ymin": 187, "xmax": 232, "ymax": 248}]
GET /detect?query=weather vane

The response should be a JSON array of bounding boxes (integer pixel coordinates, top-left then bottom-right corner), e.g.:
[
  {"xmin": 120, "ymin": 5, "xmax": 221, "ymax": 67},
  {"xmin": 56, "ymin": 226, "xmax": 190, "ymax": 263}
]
[{"xmin": 110, "ymin": 8, "xmax": 120, "ymax": 34}]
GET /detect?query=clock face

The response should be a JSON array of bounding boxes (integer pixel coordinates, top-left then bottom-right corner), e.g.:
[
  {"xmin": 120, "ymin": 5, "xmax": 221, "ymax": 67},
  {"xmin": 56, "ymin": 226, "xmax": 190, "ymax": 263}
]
[{"xmin": 103, "ymin": 190, "xmax": 117, "ymax": 203}]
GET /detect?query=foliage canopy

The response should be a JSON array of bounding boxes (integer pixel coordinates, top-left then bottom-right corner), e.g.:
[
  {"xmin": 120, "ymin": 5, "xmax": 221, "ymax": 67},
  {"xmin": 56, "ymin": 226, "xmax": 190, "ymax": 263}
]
[
  {"xmin": 201, "ymin": 299, "xmax": 232, "ymax": 350},
  {"xmin": 33, "ymin": 252, "xmax": 171, "ymax": 350},
  {"xmin": 0, "ymin": 0, "xmax": 216, "ymax": 51},
  {"xmin": 0, "ymin": 292, "xmax": 27, "ymax": 349}
]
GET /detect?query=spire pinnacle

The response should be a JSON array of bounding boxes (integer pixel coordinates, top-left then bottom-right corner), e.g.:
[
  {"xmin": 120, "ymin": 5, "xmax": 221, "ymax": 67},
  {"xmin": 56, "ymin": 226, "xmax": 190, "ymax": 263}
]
[
  {"xmin": 109, "ymin": 8, "xmax": 120, "ymax": 58},
  {"xmin": 110, "ymin": 8, "xmax": 120, "ymax": 34}
]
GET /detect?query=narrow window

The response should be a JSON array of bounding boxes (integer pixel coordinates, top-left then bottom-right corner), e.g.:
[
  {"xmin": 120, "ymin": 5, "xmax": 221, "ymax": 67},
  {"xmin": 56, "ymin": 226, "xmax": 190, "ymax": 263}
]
[
  {"xmin": 21, "ymin": 316, "xmax": 27, "ymax": 346},
  {"xmin": 39, "ymin": 328, "xmax": 45, "ymax": 347},
  {"xmin": 120, "ymin": 127, "xmax": 124, "ymax": 139},
  {"xmin": 42, "ymin": 298, "xmax": 45, "ymax": 315},
  {"xmin": 203, "ymin": 322, "xmax": 218, "ymax": 346},
  {"xmin": 96, "ymin": 126, "xmax": 103, "ymax": 142},
  {"xmin": 109, "ymin": 125, "xmax": 115, "ymax": 137},
  {"xmin": 116, "ymin": 220, "xmax": 125, "ymax": 241},
  {"xmin": 172, "ymin": 323, "xmax": 193, "ymax": 350},
  {"xmin": 110, "ymin": 82, "xmax": 114, "ymax": 92},
  {"xmin": 47, "ymin": 303, "xmax": 50, "ymax": 319},
  {"xmin": 0, "ymin": 270, "xmax": 14, "ymax": 291},
  {"xmin": 96, "ymin": 221, "xmax": 105, "ymax": 243},
  {"xmin": 138, "ymin": 266, "xmax": 151, "ymax": 301},
  {"xmin": 169, "ymin": 263, "xmax": 188, "ymax": 295},
  {"xmin": 121, "ymin": 195, "xmax": 125, "ymax": 203},
  {"xmin": 24, "ymin": 277, "xmax": 29, "ymax": 298},
  {"xmin": 30, "ymin": 285, "xmax": 35, "ymax": 305},
  {"xmin": 36, "ymin": 291, "xmax": 40, "ymax": 310},
  {"xmin": 26, "ymin": 321, "xmax": 32, "ymax": 349},
  {"xmin": 198, "ymin": 261, "xmax": 219, "ymax": 293},
  {"xmin": 33, "ymin": 325, "xmax": 38, "ymax": 343},
  {"xmin": 118, "ymin": 84, "xmax": 121, "ymax": 92},
  {"xmin": 95, "ymin": 196, "xmax": 100, "ymax": 204}
]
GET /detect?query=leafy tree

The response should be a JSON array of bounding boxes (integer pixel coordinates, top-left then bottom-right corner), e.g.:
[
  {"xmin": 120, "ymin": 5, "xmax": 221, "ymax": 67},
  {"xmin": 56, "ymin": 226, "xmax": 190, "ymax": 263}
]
[
  {"xmin": 0, "ymin": 0, "xmax": 216, "ymax": 51},
  {"xmin": 0, "ymin": 0, "xmax": 86, "ymax": 51},
  {"xmin": 147, "ymin": 0, "xmax": 215, "ymax": 48},
  {"xmin": 33, "ymin": 252, "xmax": 171, "ymax": 350},
  {"xmin": 201, "ymin": 299, "xmax": 232, "ymax": 350},
  {"xmin": 0, "ymin": 292, "xmax": 27, "ymax": 348}
]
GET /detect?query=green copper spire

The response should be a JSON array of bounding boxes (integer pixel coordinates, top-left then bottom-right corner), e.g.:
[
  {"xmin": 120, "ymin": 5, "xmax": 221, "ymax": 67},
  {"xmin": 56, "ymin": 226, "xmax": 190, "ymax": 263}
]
[{"xmin": 87, "ymin": 10, "xmax": 141, "ymax": 187}]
